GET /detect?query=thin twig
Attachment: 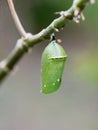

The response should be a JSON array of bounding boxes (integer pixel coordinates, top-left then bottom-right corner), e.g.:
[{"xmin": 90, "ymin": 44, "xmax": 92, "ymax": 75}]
[{"xmin": 7, "ymin": 0, "xmax": 27, "ymax": 37}]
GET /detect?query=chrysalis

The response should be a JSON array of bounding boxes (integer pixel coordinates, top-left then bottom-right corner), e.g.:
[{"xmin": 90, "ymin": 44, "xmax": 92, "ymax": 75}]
[{"xmin": 41, "ymin": 39, "xmax": 67, "ymax": 94}]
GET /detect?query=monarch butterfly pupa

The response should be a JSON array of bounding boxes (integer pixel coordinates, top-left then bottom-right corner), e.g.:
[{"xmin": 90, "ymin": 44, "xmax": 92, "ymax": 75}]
[{"xmin": 41, "ymin": 39, "xmax": 67, "ymax": 94}]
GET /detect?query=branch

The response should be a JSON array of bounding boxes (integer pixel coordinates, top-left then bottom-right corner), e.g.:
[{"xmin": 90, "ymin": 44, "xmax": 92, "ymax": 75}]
[{"xmin": 0, "ymin": 0, "xmax": 94, "ymax": 83}]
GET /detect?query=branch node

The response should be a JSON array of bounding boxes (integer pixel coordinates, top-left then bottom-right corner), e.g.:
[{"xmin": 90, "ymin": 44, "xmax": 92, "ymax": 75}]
[
  {"xmin": 24, "ymin": 33, "xmax": 34, "ymax": 41},
  {"xmin": 51, "ymin": 24, "xmax": 59, "ymax": 32},
  {"xmin": 60, "ymin": 11, "xmax": 70, "ymax": 17},
  {"xmin": 0, "ymin": 60, "xmax": 10, "ymax": 73},
  {"xmin": 16, "ymin": 39, "xmax": 28, "ymax": 52}
]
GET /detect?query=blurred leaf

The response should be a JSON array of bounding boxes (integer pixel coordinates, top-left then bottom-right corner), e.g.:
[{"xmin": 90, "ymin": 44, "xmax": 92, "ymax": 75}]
[{"xmin": 73, "ymin": 44, "xmax": 98, "ymax": 84}]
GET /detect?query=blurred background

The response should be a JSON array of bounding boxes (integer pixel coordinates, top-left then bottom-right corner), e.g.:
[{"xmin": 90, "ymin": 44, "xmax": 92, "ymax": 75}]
[{"xmin": 0, "ymin": 0, "xmax": 98, "ymax": 130}]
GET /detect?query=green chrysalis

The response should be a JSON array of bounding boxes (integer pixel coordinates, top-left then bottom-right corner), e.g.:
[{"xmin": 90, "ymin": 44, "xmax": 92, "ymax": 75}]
[{"xmin": 41, "ymin": 39, "xmax": 67, "ymax": 94}]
